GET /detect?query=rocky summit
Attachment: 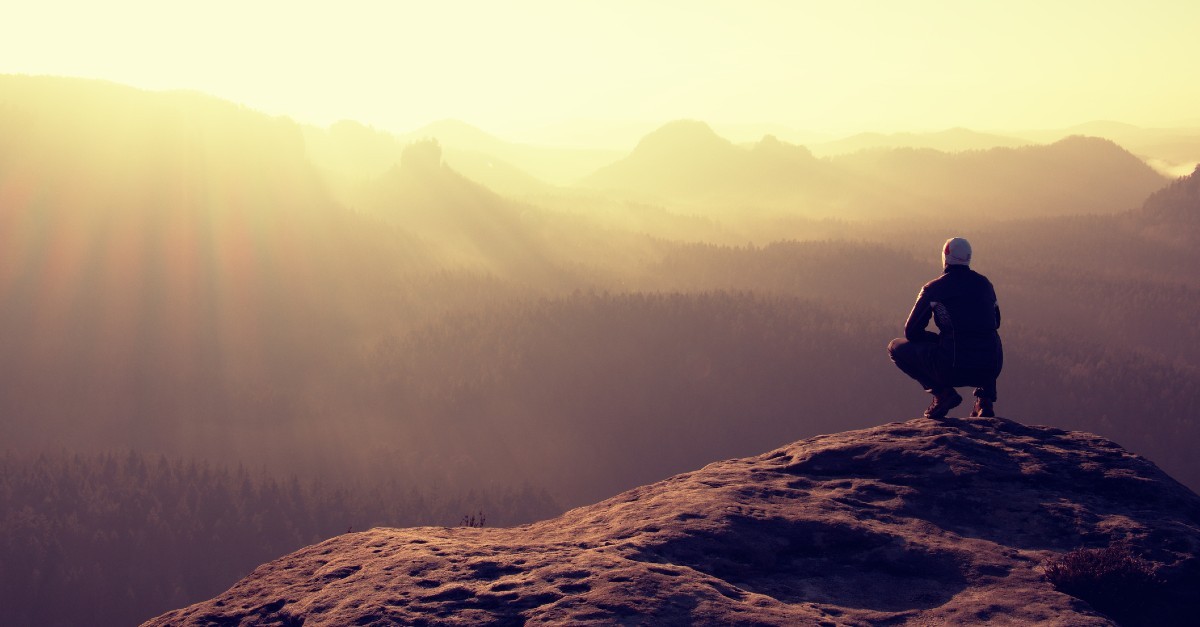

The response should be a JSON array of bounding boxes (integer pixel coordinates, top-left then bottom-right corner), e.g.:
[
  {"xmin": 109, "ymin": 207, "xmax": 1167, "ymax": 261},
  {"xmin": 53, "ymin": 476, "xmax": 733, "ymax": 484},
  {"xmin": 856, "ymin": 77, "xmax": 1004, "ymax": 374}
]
[{"xmin": 144, "ymin": 416, "xmax": 1200, "ymax": 626}]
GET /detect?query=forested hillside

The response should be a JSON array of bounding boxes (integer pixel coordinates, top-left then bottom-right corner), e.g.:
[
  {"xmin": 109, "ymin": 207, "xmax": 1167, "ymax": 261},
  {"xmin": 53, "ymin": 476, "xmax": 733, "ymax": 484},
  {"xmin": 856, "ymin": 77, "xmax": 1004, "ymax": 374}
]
[{"xmin": 0, "ymin": 451, "xmax": 556, "ymax": 627}]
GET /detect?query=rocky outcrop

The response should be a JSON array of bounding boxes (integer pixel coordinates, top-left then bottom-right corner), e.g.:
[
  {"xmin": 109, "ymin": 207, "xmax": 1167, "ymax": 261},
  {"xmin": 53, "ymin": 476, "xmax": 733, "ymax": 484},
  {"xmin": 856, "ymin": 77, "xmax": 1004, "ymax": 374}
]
[{"xmin": 144, "ymin": 416, "xmax": 1200, "ymax": 626}]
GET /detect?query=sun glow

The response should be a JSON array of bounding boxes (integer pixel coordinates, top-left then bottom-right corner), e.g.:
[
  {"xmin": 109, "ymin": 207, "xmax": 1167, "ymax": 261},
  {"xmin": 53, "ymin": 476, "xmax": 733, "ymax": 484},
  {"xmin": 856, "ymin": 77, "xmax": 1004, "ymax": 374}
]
[
  {"xmin": 3, "ymin": 1, "xmax": 1198, "ymax": 139},
  {"xmin": 0, "ymin": 85, "xmax": 349, "ymax": 423}
]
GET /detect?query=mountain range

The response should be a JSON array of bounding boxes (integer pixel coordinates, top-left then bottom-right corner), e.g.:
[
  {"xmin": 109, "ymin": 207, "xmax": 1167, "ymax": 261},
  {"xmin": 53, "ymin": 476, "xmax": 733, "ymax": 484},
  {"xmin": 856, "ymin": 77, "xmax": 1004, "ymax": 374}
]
[{"xmin": 577, "ymin": 120, "xmax": 1169, "ymax": 220}]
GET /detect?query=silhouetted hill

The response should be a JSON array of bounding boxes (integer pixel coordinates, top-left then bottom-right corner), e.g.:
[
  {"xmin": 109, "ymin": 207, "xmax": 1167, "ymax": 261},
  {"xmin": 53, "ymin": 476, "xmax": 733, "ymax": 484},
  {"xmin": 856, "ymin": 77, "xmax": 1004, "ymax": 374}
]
[
  {"xmin": 633, "ymin": 119, "xmax": 740, "ymax": 159},
  {"xmin": 304, "ymin": 118, "xmax": 627, "ymax": 197},
  {"xmin": 353, "ymin": 140, "xmax": 588, "ymax": 286},
  {"xmin": 360, "ymin": 139, "xmax": 516, "ymax": 231},
  {"xmin": 936, "ymin": 163, "xmax": 1200, "ymax": 305},
  {"xmin": 580, "ymin": 120, "xmax": 854, "ymax": 212},
  {"xmin": 747, "ymin": 133, "xmax": 822, "ymax": 172},
  {"xmin": 581, "ymin": 120, "xmax": 741, "ymax": 196},
  {"xmin": 833, "ymin": 135, "xmax": 1168, "ymax": 219},
  {"xmin": 300, "ymin": 119, "xmax": 408, "ymax": 201},
  {"xmin": 1016, "ymin": 121, "xmax": 1200, "ymax": 178},
  {"xmin": 303, "ymin": 119, "xmax": 555, "ymax": 199},
  {"xmin": 145, "ymin": 416, "xmax": 1200, "ymax": 626},
  {"xmin": 1141, "ymin": 164, "xmax": 1200, "ymax": 225}
]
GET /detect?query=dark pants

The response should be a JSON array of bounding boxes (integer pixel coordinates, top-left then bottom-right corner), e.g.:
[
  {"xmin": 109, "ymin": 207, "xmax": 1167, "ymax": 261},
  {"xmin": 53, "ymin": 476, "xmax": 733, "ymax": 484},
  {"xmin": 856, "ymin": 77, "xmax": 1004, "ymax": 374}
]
[{"xmin": 887, "ymin": 338, "xmax": 998, "ymax": 401}]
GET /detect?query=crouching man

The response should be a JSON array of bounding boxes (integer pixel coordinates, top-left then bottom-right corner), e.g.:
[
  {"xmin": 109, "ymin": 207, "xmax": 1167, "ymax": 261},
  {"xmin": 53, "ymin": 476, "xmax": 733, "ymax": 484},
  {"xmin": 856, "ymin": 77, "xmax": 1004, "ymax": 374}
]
[{"xmin": 888, "ymin": 237, "xmax": 1003, "ymax": 419}]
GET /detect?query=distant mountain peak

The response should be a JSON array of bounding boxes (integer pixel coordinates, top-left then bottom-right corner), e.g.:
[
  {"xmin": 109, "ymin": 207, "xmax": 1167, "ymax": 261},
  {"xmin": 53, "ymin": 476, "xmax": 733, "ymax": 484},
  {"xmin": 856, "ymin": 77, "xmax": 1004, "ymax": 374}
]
[
  {"xmin": 1050, "ymin": 134, "xmax": 1124, "ymax": 149},
  {"xmin": 631, "ymin": 119, "xmax": 734, "ymax": 156},
  {"xmin": 578, "ymin": 120, "xmax": 747, "ymax": 194},
  {"xmin": 399, "ymin": 138, "xmax": 444, "ymax": 171},
  {"xmin": 751, "ymin": 133, "xmax": 816, "ymax": 160}
]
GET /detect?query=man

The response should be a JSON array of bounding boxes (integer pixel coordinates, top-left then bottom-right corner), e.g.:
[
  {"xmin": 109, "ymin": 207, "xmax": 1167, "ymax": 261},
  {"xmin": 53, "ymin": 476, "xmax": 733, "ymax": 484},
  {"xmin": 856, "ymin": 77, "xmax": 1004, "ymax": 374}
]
[{"xmin": 888, "ymin": 237, "xmax": 1003, "ymax": 419}]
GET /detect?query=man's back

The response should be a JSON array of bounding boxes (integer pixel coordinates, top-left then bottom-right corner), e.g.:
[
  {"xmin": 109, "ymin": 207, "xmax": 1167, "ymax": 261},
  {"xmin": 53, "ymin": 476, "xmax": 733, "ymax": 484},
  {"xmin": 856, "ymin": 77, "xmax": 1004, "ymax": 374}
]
[
  {"xmin": 889, "ymin": 237, "xmax": 1003, "ymax": 418},
  {"xmin": 905, "ymin": 265, "xmax": 1000, "ymax": 372},
  {"xmin": 913, "ymin": 266, "xmax": 999, "ymax": 336}
]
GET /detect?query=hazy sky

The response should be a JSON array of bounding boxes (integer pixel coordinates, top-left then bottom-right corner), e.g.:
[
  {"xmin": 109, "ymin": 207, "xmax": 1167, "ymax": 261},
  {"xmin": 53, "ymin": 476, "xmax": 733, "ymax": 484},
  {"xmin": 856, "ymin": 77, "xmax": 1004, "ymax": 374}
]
[{"xmin": 4, "ymin": 0, "xmax": 1198, "ymax": 140}]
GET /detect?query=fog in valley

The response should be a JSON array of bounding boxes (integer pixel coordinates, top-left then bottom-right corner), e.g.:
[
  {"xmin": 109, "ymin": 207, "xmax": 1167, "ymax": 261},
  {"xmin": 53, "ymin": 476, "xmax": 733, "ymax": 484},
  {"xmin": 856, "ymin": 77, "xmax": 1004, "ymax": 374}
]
[{"xmin": 3, "ymin": 75, "xmax": 1200, "ymax": 625}]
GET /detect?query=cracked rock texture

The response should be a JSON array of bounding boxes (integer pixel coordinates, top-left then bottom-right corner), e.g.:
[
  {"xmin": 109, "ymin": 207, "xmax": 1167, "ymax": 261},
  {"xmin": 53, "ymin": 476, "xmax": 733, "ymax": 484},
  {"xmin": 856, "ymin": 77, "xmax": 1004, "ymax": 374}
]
[{"xmin": 143, "ymin": 416, "xmax": 1200, "ymax": 625}]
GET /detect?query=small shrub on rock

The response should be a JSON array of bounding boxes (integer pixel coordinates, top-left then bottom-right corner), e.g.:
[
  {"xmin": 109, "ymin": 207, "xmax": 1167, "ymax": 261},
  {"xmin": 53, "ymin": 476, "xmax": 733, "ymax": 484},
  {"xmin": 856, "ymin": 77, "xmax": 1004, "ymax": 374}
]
[
  {"xmin": 1044, "ymin": 544, "xmax": 1161, "ymax": 623},
  {"xmin": 460, "ymin": 511, "xmax": 486, "ymax": 528}
]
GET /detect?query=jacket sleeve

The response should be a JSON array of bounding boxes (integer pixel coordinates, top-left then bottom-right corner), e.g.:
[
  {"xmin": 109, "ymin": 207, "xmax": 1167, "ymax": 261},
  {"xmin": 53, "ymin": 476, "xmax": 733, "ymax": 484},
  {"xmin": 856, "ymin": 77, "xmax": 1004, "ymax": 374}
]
[
  {"xmin": 988, "ymin": 278, "xmax": 1001, "ymax": 329},
  {"xmin": 903, "ymin": 288, "xmax": 939, "ymax": 342}
]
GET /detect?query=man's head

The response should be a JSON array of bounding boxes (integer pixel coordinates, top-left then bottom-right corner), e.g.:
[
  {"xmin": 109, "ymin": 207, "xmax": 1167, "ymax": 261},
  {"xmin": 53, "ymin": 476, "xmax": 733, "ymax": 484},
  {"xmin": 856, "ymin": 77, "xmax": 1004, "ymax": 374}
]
[{"xmin": 942, "ymin": 237, "xmax": 972, "ymax": 267}]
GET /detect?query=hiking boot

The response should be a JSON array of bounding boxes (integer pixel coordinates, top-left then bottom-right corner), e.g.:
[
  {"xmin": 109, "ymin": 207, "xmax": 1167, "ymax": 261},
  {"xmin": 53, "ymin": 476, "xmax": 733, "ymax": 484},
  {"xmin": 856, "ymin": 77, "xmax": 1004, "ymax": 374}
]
[
  {"xmin": 970, "ymin": 398, "xmax": 995, "ymax": 417},
  {"xmin": 924, "ymin": 388, "xmax": 962, "ymax": 419}
]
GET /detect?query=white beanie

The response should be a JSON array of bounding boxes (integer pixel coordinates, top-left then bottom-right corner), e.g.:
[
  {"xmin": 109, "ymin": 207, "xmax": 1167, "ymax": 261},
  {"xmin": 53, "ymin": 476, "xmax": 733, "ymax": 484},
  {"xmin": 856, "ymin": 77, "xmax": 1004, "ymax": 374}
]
[{"xmin": 942, "ymin": 237, "xmax": 972, "ymax": 266}]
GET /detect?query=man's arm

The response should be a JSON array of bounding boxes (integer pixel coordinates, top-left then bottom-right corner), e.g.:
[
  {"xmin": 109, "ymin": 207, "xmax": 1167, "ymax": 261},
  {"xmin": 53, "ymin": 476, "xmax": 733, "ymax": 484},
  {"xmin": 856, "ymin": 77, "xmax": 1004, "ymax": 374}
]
[
  {"xmin": 903, "ymin": 288, "xmax": 940, "ymax": 342},
  {"xmin": 988, "ymin": 278, "xmax": 1001, "ymax": 329}
]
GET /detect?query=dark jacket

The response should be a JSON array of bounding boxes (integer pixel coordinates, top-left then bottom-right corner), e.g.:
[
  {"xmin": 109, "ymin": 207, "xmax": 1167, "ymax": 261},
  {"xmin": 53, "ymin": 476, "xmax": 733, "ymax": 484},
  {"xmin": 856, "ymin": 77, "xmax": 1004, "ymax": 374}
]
[{"xmin": 904, "ymin": 265, "xmax": 1002, "ymax": 372}]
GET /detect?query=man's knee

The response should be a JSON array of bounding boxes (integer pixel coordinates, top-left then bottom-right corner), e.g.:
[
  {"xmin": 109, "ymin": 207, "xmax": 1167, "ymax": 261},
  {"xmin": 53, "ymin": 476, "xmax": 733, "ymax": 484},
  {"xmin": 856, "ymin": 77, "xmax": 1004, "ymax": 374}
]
[{"xmin": 889, "ymin": 338, "xmax": 923, "ymax": 365}]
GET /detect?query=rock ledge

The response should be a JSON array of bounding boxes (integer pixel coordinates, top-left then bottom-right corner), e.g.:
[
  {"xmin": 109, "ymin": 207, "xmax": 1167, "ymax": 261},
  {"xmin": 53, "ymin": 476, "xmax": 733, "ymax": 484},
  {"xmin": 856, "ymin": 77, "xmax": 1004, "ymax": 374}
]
[{"xmin": 143, "ymin": 416, "xmax": 1200, "ymax": 626}]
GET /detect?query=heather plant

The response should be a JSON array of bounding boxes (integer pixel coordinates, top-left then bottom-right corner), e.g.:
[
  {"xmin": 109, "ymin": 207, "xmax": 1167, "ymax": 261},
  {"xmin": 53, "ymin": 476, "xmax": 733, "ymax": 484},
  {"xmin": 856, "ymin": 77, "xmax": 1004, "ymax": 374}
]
[
  {"xmin": 460, "ymin": 511, "xmax": 487, "ymax": 528},
  {"xmin": 1044, "ymin": 544, "xmax": 1162, "ymax": 624}
]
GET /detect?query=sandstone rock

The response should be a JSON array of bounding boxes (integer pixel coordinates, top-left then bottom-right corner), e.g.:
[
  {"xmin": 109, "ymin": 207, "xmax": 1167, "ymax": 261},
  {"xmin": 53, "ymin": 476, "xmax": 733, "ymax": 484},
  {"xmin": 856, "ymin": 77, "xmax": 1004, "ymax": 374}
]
[{"xmin": 143, "ymin": 416, "xmax": 1200, "ymax": 626}]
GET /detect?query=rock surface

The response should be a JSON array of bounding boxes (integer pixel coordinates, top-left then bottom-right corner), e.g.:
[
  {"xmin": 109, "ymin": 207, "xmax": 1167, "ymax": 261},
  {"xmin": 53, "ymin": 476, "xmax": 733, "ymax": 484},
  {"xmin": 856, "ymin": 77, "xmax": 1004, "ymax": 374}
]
[{"xmin": 144, "ymin": 416, "xmax": 1200, "ymax": 626}]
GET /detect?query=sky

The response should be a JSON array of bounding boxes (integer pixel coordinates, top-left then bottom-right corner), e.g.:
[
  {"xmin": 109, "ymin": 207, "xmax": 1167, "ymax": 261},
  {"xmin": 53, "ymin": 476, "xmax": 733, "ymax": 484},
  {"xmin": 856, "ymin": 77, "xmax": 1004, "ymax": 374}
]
[{"xmin": 3, "ymin": 0, "xmax": 1199, "ymax": 142}]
